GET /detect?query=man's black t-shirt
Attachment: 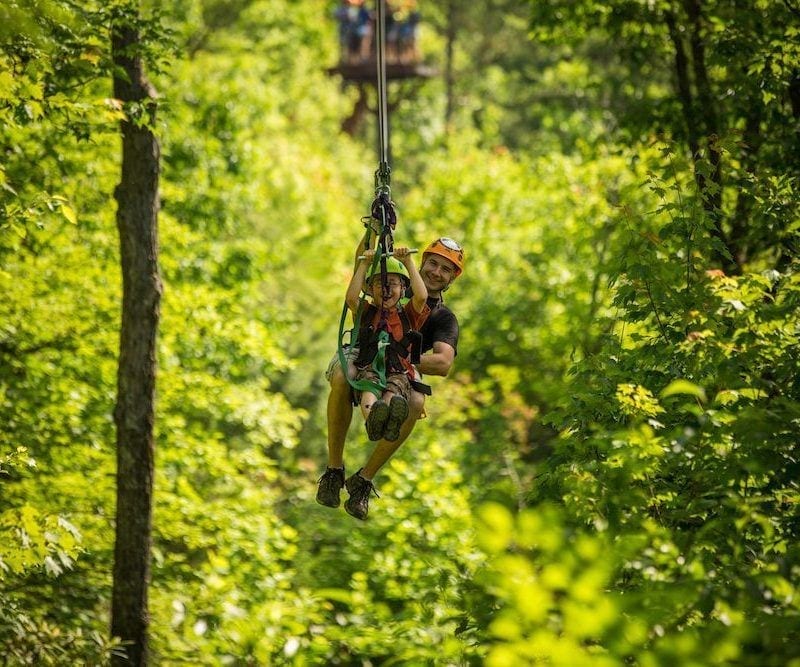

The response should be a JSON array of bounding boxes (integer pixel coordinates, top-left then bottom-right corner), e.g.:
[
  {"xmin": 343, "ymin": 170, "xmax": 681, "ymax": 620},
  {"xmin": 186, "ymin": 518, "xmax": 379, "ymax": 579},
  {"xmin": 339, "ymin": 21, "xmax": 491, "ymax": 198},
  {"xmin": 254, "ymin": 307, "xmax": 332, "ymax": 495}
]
[{"xmin": 419, "ymin": 296, "xmax": 459, "ymax": 356}]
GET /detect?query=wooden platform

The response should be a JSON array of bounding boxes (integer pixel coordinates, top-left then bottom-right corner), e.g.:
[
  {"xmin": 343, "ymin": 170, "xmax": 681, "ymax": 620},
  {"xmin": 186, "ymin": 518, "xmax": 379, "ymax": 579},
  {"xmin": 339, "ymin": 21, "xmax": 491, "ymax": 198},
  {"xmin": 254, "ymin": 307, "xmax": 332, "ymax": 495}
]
[{"xmin": 328, "ymin": 61, "xmax": 438, "ymax": 83}]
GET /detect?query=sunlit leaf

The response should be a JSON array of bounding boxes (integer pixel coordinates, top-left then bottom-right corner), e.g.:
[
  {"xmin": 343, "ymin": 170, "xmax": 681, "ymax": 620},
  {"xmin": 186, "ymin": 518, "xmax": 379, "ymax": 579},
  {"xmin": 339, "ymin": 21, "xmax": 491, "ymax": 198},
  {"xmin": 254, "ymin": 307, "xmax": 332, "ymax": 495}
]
[{"xmin": 660, "ymin": 379, "xmax": 707, "ymax": 403}]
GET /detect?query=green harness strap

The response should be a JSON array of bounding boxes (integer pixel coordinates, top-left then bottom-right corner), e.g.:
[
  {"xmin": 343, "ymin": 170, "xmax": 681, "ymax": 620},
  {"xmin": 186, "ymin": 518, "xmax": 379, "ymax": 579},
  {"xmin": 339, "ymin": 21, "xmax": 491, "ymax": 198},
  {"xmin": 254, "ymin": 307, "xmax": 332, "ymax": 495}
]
[
  {"xmin": 337, "ymin": 246, "xmax": 391, "ymax": 400},
  {"xmin": 337, "ymin": 307, "xmax": 390, "ymax": 400}
]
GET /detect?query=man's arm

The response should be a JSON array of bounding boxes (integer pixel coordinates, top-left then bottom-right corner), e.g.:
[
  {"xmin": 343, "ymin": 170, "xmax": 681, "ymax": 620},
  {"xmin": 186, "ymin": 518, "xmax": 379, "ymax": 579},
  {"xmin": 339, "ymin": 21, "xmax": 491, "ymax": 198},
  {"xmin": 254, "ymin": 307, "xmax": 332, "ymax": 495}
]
[{"xmin": 418, "ymin": 341, "xmax": 455, "ymax": 377}]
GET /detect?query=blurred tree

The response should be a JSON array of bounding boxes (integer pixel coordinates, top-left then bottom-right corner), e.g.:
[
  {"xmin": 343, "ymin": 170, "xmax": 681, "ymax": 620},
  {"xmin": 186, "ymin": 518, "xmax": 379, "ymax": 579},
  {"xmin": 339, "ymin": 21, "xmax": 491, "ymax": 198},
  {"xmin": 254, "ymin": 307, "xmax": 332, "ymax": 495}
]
[{"xmin": 109, "ymin": 2, "xmax": 163, "ymax": 664}]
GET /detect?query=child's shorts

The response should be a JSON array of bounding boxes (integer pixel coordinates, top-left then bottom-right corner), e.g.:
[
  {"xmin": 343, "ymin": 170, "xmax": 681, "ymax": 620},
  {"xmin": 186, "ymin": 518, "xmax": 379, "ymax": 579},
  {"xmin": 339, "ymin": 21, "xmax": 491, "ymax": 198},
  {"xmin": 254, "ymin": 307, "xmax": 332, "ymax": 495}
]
[
  {"xmin": 325, "ymin": 346, "xmax": 359, "ymax": 382},
  {"xmin": 355, "ymin": 368, "xmax": 411, "ymax": 402}
]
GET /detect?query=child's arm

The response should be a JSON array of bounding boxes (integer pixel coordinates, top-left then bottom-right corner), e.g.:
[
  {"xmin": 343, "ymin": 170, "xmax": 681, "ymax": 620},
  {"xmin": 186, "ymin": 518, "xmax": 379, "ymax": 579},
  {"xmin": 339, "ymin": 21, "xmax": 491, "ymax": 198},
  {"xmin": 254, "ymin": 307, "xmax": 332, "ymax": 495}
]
[
  {"xmin": 353, "ymin": 229, "xmax": 376, "ymax": 270},
  {"xmin": 346, "ymin": 248, "xmax": 373, "ymax": 313},
  {"xmin": 395, "ymin": 247, "xmax": 427, "ymax": 312}
]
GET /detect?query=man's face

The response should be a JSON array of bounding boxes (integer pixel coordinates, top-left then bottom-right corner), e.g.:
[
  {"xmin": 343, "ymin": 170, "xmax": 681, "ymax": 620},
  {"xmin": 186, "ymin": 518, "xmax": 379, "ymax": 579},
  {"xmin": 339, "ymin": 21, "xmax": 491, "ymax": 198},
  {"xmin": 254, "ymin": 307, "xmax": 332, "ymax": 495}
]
[{"xmin": 420, "ymin": 255, "xmax": 457, "ymax": 293}]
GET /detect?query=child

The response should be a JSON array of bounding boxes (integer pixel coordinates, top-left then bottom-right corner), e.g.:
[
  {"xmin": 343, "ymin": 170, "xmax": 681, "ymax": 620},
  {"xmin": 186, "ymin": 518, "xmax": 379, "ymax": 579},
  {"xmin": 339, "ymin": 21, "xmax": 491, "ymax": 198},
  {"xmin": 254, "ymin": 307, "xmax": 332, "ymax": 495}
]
[{"xmin": 345, "ymin": 246, "xmax": 429, "ymax": 442}]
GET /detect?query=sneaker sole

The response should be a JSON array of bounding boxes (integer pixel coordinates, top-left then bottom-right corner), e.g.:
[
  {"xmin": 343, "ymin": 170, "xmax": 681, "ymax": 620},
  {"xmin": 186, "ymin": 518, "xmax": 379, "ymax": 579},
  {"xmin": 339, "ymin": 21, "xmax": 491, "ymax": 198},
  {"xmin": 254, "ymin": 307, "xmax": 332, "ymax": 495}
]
[
  {"xmin": 365, "ymin": 400, "xmax": 389, "ymax": 441},
  {"xmin": 383, "ymin": 396, "xmax": 409, "ymax": 442},
  {"xmin": 316, "ymin": 494, "xmax": 340, "ymax": 508},
  {"xmin": 344, "ymin": 500, "xmax": 367, "ymax": 520}
]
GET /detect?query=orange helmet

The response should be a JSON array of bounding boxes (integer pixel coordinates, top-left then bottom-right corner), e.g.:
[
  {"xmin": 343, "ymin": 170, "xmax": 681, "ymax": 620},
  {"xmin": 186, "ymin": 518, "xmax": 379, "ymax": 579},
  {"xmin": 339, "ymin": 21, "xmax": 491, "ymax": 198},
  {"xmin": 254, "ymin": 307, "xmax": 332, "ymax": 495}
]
[{"xmin": 422, "ymin": 237, "xmax": 464, "ymax": 277}]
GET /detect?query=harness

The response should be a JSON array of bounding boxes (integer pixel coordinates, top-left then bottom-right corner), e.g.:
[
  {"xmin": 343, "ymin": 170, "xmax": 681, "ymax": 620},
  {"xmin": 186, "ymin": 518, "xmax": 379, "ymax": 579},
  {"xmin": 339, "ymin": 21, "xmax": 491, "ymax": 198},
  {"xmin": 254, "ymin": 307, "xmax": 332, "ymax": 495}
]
[
  {"xmin": 339, "ymin": 299, "xmax": 432, "ymax": 402},
  {"xmin": 355, "ymin": 303, "xmax": 423, "ymax": 375}
]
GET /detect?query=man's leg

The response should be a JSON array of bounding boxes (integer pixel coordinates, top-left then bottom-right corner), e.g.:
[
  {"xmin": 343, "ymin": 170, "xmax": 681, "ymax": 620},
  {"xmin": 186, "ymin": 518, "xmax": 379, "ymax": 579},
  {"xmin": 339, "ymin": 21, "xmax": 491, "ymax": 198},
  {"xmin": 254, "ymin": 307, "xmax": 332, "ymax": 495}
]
[
  {"xmin": 326, "ymin": 364, "xmax": 353, "ymax": 468},
  {"xmin": 344, "ymin": 390, "xmax": 425, "ymax": 519},
  {"xmin": 317, "ymin": 363, "xmax": 355, "ymax": 508}
]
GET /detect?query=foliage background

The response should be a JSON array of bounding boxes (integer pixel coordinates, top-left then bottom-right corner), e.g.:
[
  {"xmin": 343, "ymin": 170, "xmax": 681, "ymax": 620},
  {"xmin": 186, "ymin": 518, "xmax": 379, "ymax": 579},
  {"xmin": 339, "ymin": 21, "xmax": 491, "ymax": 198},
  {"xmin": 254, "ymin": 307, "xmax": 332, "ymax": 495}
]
[{"xmin": 1, "ymin": 0, "xmax": 798, "ymax": 664}]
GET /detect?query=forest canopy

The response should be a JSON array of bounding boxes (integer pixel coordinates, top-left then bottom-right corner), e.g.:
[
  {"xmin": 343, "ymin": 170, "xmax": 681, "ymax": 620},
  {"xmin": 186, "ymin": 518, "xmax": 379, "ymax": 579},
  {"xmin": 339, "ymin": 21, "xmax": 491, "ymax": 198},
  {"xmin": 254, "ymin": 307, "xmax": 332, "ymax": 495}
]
[{"xmin": 1, "ymin": 0, "xmax": 798, "ymax": 664}]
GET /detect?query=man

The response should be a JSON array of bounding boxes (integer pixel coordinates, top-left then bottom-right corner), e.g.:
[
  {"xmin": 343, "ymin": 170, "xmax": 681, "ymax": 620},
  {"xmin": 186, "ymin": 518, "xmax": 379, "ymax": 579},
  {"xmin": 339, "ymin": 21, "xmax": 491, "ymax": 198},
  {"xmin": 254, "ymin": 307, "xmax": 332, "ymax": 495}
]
[{"xmin": 316, "ymin": 235, "xmax": 465, "ymax": 520}]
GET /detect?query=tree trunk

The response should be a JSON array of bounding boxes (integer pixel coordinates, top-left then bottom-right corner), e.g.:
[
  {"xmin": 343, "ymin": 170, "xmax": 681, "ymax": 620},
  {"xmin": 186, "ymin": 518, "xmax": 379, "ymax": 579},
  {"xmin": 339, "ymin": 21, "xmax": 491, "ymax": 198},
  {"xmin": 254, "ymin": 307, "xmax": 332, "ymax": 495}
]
[
  {"xmin": 110, "ymin": 9, "xmax": 162, "ymax": 666},
  {"xmin": 729, "ymin": 99, "xmax": 763, "ymax": 268},
  {"xmin": 790, "ymin": 71, "xmax": 800, "ymax": 120},
  {"xmin": 341, "ymin": 84, "xmax": 369, "ymax": 136},
  {"xmin": 683, "ymin": 0, "xmax": 724, "ymax": 215},
  {"xmin": 665, "ymin": 3, "xmax": 734, "ymax": 271},
  {"xmin": 664, "ymin": 9, "xmax": 700, "ymax": 158}
]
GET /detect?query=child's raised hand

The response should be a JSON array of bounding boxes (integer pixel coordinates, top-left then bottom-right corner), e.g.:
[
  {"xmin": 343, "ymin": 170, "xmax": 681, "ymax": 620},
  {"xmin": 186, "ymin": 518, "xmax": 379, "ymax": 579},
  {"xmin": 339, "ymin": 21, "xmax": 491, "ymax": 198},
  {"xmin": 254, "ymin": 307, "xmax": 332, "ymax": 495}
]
[
  {"xmin": 393, "ymin": 246, "xmax": 411, "ymax": 261},
  {"xmin": 361, "ymin": 248, "xmax": 376, "ymax": 262}
]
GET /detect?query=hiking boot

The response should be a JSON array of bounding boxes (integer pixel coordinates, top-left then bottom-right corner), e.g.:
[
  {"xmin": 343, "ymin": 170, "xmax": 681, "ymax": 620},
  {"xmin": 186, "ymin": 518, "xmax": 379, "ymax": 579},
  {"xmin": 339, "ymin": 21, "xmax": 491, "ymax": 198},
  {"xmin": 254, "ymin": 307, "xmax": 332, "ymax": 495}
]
[
  {"xmin": 383, "ymin": 395, "xmax": 408, "ymax": 442},
  {"xmin": 365, "ymin": 400, "xmax": 389, "ymax": 441},
  {"xmin": 344, "ymin": 470, "xmax": 379, "ymax": 520},
  {"xmin": 316, "ymin": 466, "xmax": 345, "ymax": 508}
]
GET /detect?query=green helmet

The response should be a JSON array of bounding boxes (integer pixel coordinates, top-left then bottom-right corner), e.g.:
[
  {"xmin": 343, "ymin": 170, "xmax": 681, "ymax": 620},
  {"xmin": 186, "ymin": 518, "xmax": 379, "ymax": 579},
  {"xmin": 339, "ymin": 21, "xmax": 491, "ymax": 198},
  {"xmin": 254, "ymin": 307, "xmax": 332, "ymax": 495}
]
[{"xmin": 366, "ymin": 256, "xmax": 410, "ymax": 285}]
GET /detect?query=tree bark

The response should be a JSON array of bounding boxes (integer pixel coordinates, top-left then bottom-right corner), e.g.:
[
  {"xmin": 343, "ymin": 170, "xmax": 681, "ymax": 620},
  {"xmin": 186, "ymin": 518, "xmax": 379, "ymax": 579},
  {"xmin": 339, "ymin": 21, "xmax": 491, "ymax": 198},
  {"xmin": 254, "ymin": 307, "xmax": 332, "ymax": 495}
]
[
  {"xmin": 665, "ymin": 3, "xmax": 734, "ymax": 270},
  {"xmin": 110, "ymin": 9, "xmax": 162, "ymax": 666},
  {"xmin": 664, "ymin": 9, "xmax": 700, "ymax": 159},
  {"xmin": 683, "ymin": 0, "xmax": 723, "ymax": 214},
  {"xmin": 789, "ymin": 70, "xmax": 800, "ymax": 168},
  {"xmin": 729, "ymin": 99, "xmax": 763, "ymax": 268},
  {"xmin": 790, "ymin": 72, "xmax": 800, "ymax": 119},
  {"xmin": 341, "ymin": 84, "xmax": 369, "ymax": 136}
]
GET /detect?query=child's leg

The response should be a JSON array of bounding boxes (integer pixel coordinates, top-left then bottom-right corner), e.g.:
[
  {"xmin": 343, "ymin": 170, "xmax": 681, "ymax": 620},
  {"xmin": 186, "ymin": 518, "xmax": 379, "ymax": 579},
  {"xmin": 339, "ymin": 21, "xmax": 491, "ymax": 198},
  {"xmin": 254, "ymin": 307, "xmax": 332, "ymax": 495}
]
[
  {"xmin": 383, "ymin": 375, "xmax": 410, "ymax": 442},
  {"xmin": 356, "ymin": 369, "xmax": 390, "ymax": 441},
  {"xmin": 363, "ymin": 391, "xmax": 390, "ymax": 442},
  {"xmin": 360, "ymin": 391, "xmax": 379, "ymax": 421},
  {"xmin": 355, "ymin": 368, "xmax": 380, "ymax": 420}
]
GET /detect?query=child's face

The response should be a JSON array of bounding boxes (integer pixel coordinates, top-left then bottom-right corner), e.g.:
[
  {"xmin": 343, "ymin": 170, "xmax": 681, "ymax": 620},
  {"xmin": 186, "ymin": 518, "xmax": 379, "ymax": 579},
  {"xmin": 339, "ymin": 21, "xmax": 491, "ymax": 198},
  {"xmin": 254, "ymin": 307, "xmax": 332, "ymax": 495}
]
[{"xmin": 369, "ymin": 275, "xmax": 405, "ymax": 307}]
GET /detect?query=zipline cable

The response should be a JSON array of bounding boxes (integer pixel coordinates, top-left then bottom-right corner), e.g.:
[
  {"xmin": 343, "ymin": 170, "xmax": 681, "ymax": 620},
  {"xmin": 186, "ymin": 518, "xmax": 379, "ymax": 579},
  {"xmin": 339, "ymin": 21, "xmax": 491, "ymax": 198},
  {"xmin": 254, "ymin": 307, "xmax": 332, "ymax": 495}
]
[
  {"xmin": 336, "ymin": 0, "xmax": 401, "ymax": 400},
  {"xmin": 371, "ymin": 0, "xmax": 396, "ymax": 303},
  {"xmin": 375, "ymin": 0, "xmax": 391, "ymax": 195}
]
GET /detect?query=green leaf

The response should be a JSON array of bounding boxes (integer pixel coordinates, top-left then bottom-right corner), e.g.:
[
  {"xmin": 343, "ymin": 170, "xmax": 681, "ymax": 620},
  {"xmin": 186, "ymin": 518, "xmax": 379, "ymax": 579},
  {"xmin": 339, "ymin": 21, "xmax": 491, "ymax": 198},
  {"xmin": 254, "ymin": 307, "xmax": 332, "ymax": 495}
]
[
  {"xmin": 660, "ymin": 379, "xmax": 707, "ymax": 403},
  {"xmin": 60, "ymin": 204, "xmax": 77, "ymax": 225},
  {"xmin": 714, "ymin": 389, "xmax": 740, "ymax": 406}
]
